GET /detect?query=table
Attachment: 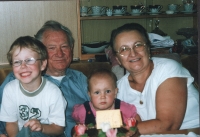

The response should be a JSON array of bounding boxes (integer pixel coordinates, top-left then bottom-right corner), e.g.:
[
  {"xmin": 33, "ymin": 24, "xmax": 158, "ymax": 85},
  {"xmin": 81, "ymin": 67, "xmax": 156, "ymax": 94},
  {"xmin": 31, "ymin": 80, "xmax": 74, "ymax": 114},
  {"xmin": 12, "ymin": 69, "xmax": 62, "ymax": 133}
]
[
  {"xmin": 133, "ymin": 128, "xmax": 200, "ymax": 137},
  {"xmin": 158, "ymin": 127, "xmax": 200, "ymax": 135}
]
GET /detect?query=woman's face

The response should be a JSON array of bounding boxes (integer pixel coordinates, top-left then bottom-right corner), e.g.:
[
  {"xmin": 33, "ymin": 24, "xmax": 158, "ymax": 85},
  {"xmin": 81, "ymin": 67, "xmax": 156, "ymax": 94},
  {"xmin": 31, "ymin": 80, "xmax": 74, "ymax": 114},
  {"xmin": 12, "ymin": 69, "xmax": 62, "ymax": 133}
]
[{"xmin": 114, "ymin": 30, "xmax": 150, "ymax": 73}]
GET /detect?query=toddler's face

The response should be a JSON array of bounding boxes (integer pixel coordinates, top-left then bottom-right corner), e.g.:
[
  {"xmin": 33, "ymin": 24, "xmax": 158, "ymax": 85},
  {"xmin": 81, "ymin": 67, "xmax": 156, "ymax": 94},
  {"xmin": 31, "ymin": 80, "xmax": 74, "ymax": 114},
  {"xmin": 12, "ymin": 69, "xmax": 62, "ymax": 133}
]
[
  {"xmin": 88, "ymin": 75, "xmax": 118, "ymax": 111},
  {"xmin": 12, "ymin": 47, "xmax": 47, "ymax": 90}
]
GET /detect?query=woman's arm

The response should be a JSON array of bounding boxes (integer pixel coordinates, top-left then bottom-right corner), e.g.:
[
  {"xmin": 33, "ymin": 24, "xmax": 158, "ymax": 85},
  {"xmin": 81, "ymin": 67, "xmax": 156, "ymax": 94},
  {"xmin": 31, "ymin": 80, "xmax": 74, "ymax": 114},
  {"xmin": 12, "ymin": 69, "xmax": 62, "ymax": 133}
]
[
  {"xmin": 6, "ymin": 122, "xmax": 18, "ymax": 137},
  {"xmin": 137, "ymin": 77, "xmax": 187, "ymax": 134},
  {"xmin": 135, "ymin": 114, "xmax": 141, "ymax": 123}
]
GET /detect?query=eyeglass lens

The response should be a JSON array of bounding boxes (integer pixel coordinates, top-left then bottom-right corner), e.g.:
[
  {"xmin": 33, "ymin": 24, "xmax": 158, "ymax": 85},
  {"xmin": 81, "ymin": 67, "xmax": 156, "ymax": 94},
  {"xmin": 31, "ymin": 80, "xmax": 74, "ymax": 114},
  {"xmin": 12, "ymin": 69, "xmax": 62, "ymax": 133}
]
[
  {"xmin": 119, "ymin": 42, "xmax": 145, "ymax": 56},
  {"xmin": 12, "ymin": 58, "xmax": 40, "ymax": 67}
]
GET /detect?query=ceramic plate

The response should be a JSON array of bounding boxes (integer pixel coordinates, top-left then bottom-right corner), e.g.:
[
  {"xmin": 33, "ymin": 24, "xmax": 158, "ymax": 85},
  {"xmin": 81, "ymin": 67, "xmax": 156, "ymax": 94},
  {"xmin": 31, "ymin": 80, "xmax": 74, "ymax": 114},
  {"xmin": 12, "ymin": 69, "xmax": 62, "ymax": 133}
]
[
  {"xmin": 147, "ymin": 12, "xmax": 161, "ymax": 15},
  {"xmin": 181, "ymin": 10, "xmax": 195, "ymax": 14},
  {"xmin": 131, "ymin": 12, "xmax": 144, "ymax": 16},
  {"xmin": 113, "ymin": 13, "xmax": 125, "ymax": 16},
  {"xmin": 88, "ymin": 13, "xmax": 103, "ymax": 17}
]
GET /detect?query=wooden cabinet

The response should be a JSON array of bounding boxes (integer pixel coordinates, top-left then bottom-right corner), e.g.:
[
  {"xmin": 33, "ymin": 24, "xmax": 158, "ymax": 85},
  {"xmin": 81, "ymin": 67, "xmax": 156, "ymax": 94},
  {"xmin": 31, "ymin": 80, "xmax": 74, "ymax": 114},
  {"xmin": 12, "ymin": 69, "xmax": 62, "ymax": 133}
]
[{"xmin": 77, "ymin": 0, "xmax": 197, "ymax": 60}]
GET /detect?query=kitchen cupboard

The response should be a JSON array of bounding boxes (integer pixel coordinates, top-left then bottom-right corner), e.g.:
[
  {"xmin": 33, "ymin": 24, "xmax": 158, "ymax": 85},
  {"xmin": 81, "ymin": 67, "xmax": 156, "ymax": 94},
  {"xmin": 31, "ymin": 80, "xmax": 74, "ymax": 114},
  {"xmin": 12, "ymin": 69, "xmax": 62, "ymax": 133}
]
[{"xmin": 77, "ymin": 0, "xmax": 197, "ymax": 60}]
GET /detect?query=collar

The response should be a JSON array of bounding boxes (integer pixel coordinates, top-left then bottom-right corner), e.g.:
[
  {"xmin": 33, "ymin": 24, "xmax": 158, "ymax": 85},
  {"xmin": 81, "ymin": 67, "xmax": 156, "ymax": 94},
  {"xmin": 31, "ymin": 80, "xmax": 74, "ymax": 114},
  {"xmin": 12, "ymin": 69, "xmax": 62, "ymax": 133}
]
[{"xmin": 20, "ymin": 77, "xmax": 46, "ymax": 97}]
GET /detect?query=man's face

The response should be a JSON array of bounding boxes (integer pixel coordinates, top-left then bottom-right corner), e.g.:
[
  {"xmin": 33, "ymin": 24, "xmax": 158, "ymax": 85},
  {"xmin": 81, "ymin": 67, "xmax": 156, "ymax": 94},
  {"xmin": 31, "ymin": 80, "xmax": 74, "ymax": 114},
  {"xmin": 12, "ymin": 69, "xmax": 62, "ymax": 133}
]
[{"xmin": 41, "ymin": 30, "xmax": 73, "ymax": 76}]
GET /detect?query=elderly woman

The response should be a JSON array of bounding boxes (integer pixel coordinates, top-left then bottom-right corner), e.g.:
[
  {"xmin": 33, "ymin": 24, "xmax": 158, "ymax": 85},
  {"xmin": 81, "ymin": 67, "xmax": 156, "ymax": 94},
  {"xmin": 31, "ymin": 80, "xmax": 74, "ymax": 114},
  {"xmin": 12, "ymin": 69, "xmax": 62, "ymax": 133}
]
[{"xmin": 110, "ymin": 23, "xmax": 199, "ymax": 134}]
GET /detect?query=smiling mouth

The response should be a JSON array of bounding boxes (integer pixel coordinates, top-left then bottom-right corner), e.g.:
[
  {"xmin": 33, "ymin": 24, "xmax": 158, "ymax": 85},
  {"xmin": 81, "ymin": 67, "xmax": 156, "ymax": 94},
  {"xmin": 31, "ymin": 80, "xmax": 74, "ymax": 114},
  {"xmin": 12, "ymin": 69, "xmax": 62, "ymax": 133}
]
[
  {"xmin": 129, "ymin": 58, "xmax": 140, "ymax": 62},
  {"xmin": 54, "ymin": 59, "xmax": 66, "ymax": 62},
  {"xmin": 20, "ymin": 72, "xmax": 31, "ymax": 77}
]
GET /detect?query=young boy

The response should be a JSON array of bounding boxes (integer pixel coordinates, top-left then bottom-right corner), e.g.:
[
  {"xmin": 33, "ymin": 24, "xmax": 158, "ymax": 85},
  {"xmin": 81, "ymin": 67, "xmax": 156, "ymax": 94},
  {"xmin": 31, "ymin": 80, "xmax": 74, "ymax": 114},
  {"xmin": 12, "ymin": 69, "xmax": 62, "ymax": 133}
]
[
  {"xmin": 72, "ymin": 68, "xmax": 141, "ymax": 136},
  {"xmin": 0, "ymin": 36, "xmax": 66, "ymax": 137}
]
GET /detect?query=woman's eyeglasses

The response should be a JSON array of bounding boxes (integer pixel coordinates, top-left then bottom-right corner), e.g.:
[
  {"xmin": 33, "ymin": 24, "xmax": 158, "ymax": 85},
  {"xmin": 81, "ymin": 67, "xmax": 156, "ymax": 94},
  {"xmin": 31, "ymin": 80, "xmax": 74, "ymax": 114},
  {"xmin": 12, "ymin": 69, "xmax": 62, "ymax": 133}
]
[
  {"xmin": 12, "ymin": 57, "xmax": 42, "ymax": 67},
  {"xmin": 116, "ymin": 42, "xmax": 146, "ymax": 56}
]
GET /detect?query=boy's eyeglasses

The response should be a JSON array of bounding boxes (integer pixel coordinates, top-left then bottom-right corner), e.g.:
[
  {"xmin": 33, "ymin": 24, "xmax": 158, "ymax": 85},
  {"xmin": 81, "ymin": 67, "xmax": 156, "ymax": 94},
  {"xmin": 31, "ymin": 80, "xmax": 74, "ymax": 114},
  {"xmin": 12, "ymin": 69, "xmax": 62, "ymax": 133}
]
[
  {"xmin": 116, "ymin": 42, "xmax": 146, "ymax": 56},
  {"xmin": 12, "ymin": 57, "xmax": 42, "ymax": 67}
]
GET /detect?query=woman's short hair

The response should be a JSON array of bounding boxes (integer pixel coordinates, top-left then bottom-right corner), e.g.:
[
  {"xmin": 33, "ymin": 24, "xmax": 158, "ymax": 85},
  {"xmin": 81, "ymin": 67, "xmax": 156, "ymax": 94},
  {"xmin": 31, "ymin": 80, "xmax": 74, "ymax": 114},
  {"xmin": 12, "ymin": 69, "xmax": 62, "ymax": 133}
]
[
  {"xmin": 7, "ymin": 36, "xmax": 48, "ymax": 65},
  {"xmin": 110, "ymin": 23, "xmax": 151, "ymax": 55},
  {"xmin": 35, "ymin": 20, "xmax": 75, "ymax": 47}
]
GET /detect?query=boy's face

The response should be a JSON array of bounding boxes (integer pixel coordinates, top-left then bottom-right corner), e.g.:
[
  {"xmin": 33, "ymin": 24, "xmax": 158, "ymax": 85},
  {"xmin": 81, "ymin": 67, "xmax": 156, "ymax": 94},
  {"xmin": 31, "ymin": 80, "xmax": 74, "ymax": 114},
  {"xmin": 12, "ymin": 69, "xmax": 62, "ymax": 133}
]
[
  {"xmin": 88, "ymin": 75, "xmax": 118, "ymax": 111},
  {"xmin": 12, "ymin": 47, "xmax": 47, "ymax": 91}
]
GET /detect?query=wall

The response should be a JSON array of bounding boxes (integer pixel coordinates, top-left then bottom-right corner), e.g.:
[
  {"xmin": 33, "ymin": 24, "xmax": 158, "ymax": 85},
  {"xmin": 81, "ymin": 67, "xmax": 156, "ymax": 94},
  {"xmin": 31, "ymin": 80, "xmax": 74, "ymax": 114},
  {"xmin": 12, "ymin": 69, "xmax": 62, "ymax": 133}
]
[
  {"xmin": 0, "ymin": 0, "xmax": 197, "ymax": 64},
  {"xmin": 0, "ymin": 0, "xmax": 78, "ymax": 65}
]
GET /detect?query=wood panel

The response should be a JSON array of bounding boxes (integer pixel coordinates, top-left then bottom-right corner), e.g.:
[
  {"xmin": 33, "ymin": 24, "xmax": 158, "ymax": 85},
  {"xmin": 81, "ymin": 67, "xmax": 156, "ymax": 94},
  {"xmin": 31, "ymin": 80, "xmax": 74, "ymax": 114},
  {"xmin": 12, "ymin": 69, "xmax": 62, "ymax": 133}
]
[{"xmin": 0, "ymin": 1, "xmax": 78, "ymax": 65}]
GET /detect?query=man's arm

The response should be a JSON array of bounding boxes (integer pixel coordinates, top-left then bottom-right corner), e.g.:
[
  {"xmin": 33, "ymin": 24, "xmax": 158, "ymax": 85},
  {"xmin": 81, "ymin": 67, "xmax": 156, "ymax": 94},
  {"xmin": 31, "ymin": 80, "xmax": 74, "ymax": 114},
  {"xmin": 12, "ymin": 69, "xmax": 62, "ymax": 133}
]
[
  {"xmin": 0, "ymin": 72, "xmax": 15, "ymax": 104},
  {"xmin": 0, "ymin": 72, "xmax": 16, "ymax": 136}
]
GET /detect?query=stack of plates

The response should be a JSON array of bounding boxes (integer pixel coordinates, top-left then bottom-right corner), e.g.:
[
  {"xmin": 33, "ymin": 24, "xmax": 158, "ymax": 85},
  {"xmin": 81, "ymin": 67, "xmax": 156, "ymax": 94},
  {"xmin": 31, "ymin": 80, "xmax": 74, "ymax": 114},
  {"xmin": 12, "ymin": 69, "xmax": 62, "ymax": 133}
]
[{"xmin": 82, "ymin": 41, "xmax": 109, "ymax": 53}]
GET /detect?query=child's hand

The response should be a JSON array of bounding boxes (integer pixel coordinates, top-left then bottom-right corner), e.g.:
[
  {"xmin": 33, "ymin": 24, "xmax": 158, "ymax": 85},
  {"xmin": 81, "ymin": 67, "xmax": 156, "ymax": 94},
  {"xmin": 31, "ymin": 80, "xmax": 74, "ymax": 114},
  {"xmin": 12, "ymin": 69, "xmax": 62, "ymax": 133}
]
[
  {"xmin": 24, "ymin": 119, "xmax": 43, "ymax": 132},
  {"xmin": 0, "ymin": 134, "xmax": 7, "ymax": 137}
]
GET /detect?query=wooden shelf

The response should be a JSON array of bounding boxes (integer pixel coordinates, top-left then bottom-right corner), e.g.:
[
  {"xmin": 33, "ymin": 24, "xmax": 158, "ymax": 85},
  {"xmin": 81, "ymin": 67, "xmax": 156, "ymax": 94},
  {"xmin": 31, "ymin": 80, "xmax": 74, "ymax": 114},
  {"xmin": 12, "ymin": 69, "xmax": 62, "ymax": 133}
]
[
  {"xmin": 80, "ymin": 13, "xmax": 197, "ymax": 20},
  {"xmin": 80, "ymin": 53, "xmax": 105, "ymax": 60},
  {"xmin": 77, "ymin": 0, "xmax": 197, "ymax": 61}
]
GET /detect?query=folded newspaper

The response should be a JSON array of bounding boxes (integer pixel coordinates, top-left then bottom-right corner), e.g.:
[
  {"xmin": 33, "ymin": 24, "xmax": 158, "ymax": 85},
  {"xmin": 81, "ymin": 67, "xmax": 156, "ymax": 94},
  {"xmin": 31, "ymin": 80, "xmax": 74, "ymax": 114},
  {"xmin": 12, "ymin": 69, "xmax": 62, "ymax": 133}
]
[{"xmin": 148, "ymin": 33, "xmax": 174, "ymax": 47}]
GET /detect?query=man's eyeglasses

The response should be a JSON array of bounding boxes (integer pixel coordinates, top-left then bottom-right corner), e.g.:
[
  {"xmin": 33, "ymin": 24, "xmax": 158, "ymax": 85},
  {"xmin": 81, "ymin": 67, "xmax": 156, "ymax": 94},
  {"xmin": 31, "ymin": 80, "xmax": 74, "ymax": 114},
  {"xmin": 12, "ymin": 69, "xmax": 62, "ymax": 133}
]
[
  {"xmin": 12, "ymin": 57, "xmax": 42, "ymax": 67},
  {"xmin": 116, "ymin": 42, "xmax": 146, "ymax": 56}
]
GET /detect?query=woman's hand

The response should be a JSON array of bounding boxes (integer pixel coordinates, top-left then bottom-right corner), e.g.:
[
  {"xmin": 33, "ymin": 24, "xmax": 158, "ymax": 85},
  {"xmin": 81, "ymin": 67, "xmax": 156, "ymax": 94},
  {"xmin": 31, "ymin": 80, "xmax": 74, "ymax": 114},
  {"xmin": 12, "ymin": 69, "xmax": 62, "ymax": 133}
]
[{"xmin": 24, "ymin": 119, "xmax": 43, "ymax": 132}]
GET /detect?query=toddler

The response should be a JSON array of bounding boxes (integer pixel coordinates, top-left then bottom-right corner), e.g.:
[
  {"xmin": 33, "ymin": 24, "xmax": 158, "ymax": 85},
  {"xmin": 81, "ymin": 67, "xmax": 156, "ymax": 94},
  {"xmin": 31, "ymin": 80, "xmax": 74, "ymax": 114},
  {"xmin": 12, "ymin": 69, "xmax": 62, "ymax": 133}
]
[{"xmin": 72, "ymin": 68, "xmax": 141, "ymax": 136}]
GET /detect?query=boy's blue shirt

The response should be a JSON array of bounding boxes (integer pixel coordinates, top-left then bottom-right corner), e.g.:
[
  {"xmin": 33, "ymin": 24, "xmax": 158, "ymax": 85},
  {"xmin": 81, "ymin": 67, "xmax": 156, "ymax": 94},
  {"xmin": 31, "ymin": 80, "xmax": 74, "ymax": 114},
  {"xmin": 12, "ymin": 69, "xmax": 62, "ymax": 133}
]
[{"xmin": 0, "ymin": 68, "xmax": 90, "ymax": 137}]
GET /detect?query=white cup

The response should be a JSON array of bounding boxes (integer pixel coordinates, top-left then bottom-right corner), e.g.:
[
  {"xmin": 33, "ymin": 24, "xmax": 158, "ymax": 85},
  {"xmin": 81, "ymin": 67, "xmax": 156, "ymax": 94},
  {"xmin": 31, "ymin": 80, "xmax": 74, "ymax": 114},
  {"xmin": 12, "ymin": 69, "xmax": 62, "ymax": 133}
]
[
  {"xmin": 106, "ymin": 11, "xmax": 112, "ymax": 16},
  {"xmin": 131, "ymin": 9, "xmax": 140, "ymax": 14},
  {"xmin": 184, "ymin": 3, "xmax": 193, "ymax": 12},
  {"xmin": 150, "ymin": 8, "xmax": 159, "ymax": 13},
  {"xmin": 106, "ymin": 9, "xmax": 112, "ymax": 16},
  {"xmin": 168, "ymin": 4, "xmax": 180, "ymax": 11},
  {"xmin": 113, "ymin": 8, "xmax": 125, "ymax": 14},
  {"xmin": 80, "ymin": 6, "xmax": 91, "ymax": 14},
  {"xmin": 91, "ymin": 6, "xmax": 106, "ymax": 15}
]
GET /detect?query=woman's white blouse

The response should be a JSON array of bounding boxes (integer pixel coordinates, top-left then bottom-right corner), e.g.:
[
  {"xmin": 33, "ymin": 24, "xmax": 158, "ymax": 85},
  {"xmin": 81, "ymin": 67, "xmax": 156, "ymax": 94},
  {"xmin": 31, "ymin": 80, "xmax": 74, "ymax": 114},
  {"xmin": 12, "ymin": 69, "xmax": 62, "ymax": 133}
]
[{"xmin": 117, "ymin": 57, "xmax": 199, "ymax": 129}]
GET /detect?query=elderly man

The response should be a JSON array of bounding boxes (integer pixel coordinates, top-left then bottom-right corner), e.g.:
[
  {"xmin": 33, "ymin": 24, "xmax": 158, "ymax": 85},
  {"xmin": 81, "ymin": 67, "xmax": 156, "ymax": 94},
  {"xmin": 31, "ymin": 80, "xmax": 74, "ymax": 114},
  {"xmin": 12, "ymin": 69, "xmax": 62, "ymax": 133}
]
[{"xmin": 0, "ymin": 20, "xmax": 90, "ymax": 137}]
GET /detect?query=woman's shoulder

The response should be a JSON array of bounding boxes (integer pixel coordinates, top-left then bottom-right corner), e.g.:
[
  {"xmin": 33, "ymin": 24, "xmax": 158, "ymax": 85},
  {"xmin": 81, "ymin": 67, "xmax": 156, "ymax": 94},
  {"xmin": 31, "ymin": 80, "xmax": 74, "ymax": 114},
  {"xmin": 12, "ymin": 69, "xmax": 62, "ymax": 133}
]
[
  {"xmin": 152, "ymin": 57, "xmax": 181, "ymax": 66},
  {"xmin": 152, "ymin": 57, "xmax": 182, "ymax": 72},
  {"xmin": 150, "ymin": 57, "xmax": 193, "ymax": 84}
]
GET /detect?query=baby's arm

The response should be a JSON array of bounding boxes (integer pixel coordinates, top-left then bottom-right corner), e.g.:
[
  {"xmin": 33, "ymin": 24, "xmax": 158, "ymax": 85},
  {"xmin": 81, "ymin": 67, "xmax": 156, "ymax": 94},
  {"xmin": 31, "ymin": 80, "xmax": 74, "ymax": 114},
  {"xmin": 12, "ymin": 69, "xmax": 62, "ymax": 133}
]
[
  {"xmin": 72, "ymin": 104, "xmax": 86, "ymax": 124},
  {"xmin": 120, "ymin": 101, "xmax": 138, "ymax": 120},
  {"xmin": 6, "ymin": 121, "xmax": 18, "ymax": 137},
  {"xmin": 24, "ymin": 119, "xmax": 64, "ymax": 136}
]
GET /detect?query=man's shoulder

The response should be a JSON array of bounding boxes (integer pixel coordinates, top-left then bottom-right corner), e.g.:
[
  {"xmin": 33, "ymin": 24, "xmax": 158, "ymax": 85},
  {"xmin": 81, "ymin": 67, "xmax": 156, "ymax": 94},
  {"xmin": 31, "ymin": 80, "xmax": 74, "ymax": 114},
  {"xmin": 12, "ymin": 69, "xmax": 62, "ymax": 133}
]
[
  {"xmin": 66, "ymin": 68, "xmax": 87, "ymax": 78},
  {"xmin": 0, "ymin": 72, "xmax": 16, "ymax": 88}
]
